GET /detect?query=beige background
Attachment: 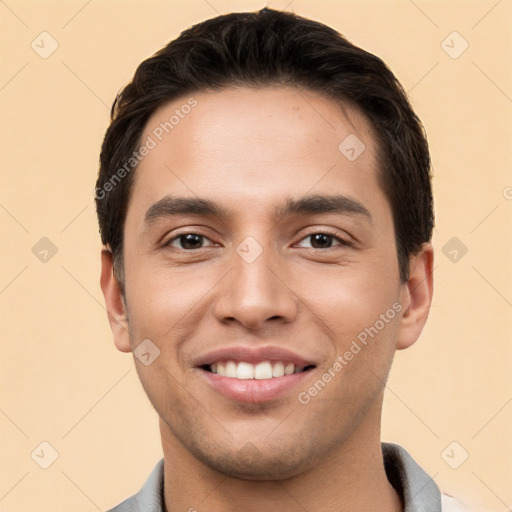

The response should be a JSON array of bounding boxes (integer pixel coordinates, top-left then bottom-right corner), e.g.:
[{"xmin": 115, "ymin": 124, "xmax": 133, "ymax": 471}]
[{"xmin": 0, "ymin": 0, "xmax": 511, "ymax": 510}]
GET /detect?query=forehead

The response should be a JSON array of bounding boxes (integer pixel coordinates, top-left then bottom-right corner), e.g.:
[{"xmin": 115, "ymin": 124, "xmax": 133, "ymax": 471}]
[{"xmin": 128, "ymin": 86, "xmax": 385, "ymax": 222}]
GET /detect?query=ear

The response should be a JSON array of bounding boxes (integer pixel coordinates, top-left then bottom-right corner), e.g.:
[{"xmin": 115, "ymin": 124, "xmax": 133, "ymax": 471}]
[
  {"xmin": 100, "ymin": 248, "xmax": 131, "ymax": 353},
  {"xmin": 396, "ymin": 243, "xmax": 434, "ymax": 350}
]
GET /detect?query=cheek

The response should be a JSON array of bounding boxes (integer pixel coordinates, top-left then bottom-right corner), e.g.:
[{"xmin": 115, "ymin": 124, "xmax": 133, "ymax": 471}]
[
  {"xmin": 296, "ymin": 261, "xmax": 400, "ymax": 331},
  {"xmin": 292, "ymin": 266, "xmax": 402, "ymax": 390},
  {"xmin": 124, "ymin": 263, "xmax": 220, "ymax": 354}
]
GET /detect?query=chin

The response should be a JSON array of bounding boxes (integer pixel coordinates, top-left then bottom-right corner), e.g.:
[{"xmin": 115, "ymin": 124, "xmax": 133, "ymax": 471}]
[
  {"xmin": 206, "ymin": 454, "xmax": 308, "ymax": 481},
  {"xmin": 189, "ymin": 440, "xmax": 318, "ymax": 481}
]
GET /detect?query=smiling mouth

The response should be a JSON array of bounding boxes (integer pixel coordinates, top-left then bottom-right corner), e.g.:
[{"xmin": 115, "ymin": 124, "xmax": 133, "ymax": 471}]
[{"xmin": 201, "ymin": 360, "xmax": 316, "ymax": 380}]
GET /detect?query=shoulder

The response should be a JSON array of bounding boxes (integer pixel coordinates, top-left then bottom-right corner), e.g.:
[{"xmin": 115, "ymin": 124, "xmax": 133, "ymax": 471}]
[
  {"xmin": 441, "ymin": 493, "xmax": 491, "ymax": 512},
  {"xmin": 441, "ymin": 494, "xmax": 469, "ymax": 511},
  {"xmin": 106, "ymin": 459, "xmax": 165, "ymax": 512},
  {"xmin": 382, "ymin": 443, "xmax": 477, "ymax": 512}
]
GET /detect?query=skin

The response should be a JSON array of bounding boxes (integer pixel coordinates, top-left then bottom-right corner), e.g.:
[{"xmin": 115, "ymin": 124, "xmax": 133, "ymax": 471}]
[{"xmin": 101, "ymin": 86, "xmax": 433, "ymax": 512}]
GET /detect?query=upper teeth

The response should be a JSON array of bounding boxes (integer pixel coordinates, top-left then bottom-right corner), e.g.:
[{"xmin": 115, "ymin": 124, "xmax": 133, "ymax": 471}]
[{"xmin": 210, "ymin": 361, "xmax": 302, "ymax": 379}]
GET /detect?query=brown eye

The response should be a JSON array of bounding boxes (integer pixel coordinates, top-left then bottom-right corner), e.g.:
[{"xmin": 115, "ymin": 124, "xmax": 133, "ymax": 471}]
[
  {"xmin": 310, "ymin": 233, "xmax": 334, "ymax": 248},
  {"xmin": 296, "ymin": 232, "xmax": 350, "ymax": 249},
  {"xmin": 166, "ymin": 233, "xmax": 215, "ymax": 250}
]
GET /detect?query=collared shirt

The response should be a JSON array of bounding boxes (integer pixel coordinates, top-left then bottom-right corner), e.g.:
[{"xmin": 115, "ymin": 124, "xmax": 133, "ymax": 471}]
[{"xmin": 107, "ymin": 442, "xmax": 467, "ymax": 512}]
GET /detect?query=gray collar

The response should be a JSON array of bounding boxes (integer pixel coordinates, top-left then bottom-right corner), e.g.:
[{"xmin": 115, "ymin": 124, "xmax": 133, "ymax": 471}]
[
  {"xmin": 383, "ymin": 442, "xmax": 441, "ymax": 511},
  {"xmin": 107, "ymin": 442, "xmax": 442, "ymax": 512}
]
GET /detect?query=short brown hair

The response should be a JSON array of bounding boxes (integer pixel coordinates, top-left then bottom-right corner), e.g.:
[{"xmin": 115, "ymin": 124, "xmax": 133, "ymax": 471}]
[{"xmin": 96, "ymin": 7, "xmax": 434, "ymax": 284}]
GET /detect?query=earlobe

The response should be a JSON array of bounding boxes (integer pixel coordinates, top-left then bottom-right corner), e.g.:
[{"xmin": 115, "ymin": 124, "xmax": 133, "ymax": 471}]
[
  {"xmin": 396, "ymin": 243, "xmax": 434, "ymax": 350},
  {"xmin": 100, "ymin": 248, "xmax": 131, "ymax": 353}
]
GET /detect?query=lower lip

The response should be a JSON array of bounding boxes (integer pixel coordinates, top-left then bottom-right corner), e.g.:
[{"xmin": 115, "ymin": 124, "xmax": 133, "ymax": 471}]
[{"xmin": 199, "ymin": 368, "xmax": 313, "ymax": 403}]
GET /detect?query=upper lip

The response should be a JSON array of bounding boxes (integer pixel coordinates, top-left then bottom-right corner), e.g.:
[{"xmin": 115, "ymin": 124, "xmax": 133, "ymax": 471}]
[{"xmin": 194, "ymin": 346, "xmax": 316, "ymax": 367}]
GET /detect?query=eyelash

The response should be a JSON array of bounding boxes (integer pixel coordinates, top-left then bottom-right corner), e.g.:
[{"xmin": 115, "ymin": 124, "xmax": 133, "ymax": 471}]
[
  {"xmin": 295, "ymin": 230, "xmax": 352, "ymax": 249},
  {"xmin": 163, "ymin": 229, "xmax": 352, "ymax": 250},
  {"xmin": 164, "ymin": 232, "xmax": 217, "ymax": 250}
]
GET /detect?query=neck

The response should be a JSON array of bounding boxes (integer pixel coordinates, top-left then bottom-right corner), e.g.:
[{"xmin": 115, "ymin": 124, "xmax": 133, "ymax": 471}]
[{"xmin": 159, "ymin": 400, "xmax": 402, "ymax": 512}]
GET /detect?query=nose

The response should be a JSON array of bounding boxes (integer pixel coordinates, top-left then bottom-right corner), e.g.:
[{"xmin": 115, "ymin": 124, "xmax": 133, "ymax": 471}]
[{"xmin": 213, "ymin": 244, "xmax": 299, "ymax": 332}]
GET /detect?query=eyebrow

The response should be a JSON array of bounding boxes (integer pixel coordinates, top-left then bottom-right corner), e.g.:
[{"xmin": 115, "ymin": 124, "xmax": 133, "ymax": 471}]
[
  {"xmin": 144, "ymin": 193, "xmax": 372, "ymax": 226},
  {"xmin": 144, "ymin": 196, "xmax": 227, "ymax": 225},
  {"xmin": 276, "ymin": 194, "xmax": 372, "ymax": 223}
]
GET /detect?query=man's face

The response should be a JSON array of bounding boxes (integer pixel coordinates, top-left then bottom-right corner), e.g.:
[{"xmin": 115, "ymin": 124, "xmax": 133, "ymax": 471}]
[{"xmin": 108, "ymin": 86, "xmax": 415, "ymax": 479}]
